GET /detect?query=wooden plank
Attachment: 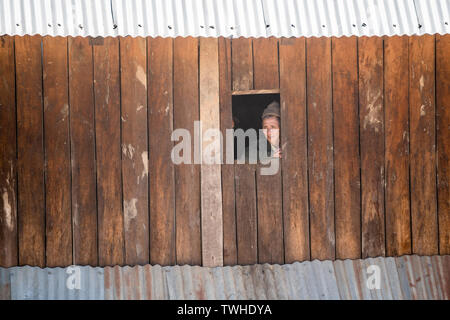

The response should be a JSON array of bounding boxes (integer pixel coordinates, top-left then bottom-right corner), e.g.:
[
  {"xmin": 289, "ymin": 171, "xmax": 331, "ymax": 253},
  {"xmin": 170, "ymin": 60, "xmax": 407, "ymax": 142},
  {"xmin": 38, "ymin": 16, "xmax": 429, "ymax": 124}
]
[
  {"xmin": 436, "ymin": 34, "xmax": 450, "ymax": 255},
  {"xmin": 232, "ymin": 38, "xmax": 253, "ymax": 91},
  {"xmin": 332, "ymin": 36, "xmax": 361, "ymax": 260},
  {"xmin": 253, "ymin": 37, "xmax": 279, "ymax": 89},
  {"xmin": 232, "ymin": 89, "xmax": 280, "ymax": 95},
  {"xmin": 148, "ymin": 37, "xmax": 176, "ymax": 266},
  {"xmin": 235, "ymin": 164, "xmax": 257, "ymax": 265},
  {"xmin": 279, "ymin": 37, "xmax": 309, "ymax": 263},
  {"xmin": 68, "ymin": 37, "xmax": 98, "ymax": 266},
  {"xmin": 42, "ymin": 36, "xmax": 72, "ymax": 267},
  {"xmin": 409, "ymin": 35, "xmax": 438, "ymax": 255},
  {"xmin": 200, "ymin": 38, "xmax": 223, "ymax": 267},
  {"xmin": 219, "ymin": 37, "xmax": 237, "ymax": 265},
  {"xmin": 119, "ymin": 36, "xmax": 149, "ymax": 265},
  {"xmin": 358, "ymin": 36, "xmax": 385, "ymax": 258},
  {"xmin": 0, "ymin": 36, "xmax": 18, "ymax": 267},
  {"xmin": 173, "ymin": 37, "xmax": 201, "ymax": 265},
  {"xmin": 15, "ymin": 35, "xmax": 45, "ymax": 267},
  {"xmin": 93, "ymin": 37, "xmax": 124, "ymax": 266},
  {"xmin": 384, "ymin": 36, "xmax": 411, "ymax": 256},
  {"xmin": 306, "ymin": 37, "xmax": 335, "ymax": 261},
  {"xmin": 253, "ymin": 37, "xmax": 283, "ymax": 264}
]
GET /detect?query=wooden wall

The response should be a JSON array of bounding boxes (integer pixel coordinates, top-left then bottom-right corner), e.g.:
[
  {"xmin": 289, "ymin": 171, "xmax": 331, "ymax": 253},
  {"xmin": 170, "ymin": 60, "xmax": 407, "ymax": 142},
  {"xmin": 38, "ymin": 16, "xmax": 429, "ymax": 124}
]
[{"xmin": 0, "ymin": 34, "xmax": 448, "ymax": 268}]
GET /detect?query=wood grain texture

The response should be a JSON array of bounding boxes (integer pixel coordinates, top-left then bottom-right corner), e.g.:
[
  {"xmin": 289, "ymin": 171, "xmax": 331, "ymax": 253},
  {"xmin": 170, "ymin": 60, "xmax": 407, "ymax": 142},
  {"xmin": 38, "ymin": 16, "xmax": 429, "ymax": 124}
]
[
  {"xmin": 119, "ymin": 36, "xmax": 149, "ymax": 265},
  {"xmin": 218, "ymin": 37, "xmax": 237, "ymax": 266},
  {"xmin": 148, "ymin": 37, "xmax": 176, "ymax": 266},
  {"xmin": 253, "ymin": 37, "xmax": 283, "ymax": 264},
  {"xmin": 235, "ymin": 164, "xmax": 257, "ymax": 265},
  {"xmin": 384, "ymin": 36, "xmax": 411, "ymax": 256},
  {"xmin": 279, "ymin": 37, "xmax": 309, "ymax": 263},
  {"xmin": 200, "ymin": 38, "xmax": 223, "ymax": 267},
  {"xmin": 358, "ymin": 36, "xmax": 385, "ymax": 258},
  {"xmin": 253, "ymin": 37, "xmax": 279, "ymax": 89},
  {"xmin": 173, "ymin": 37, "xmax": 201, "ymax": 265},
  {"xmin": 15, "ymin": 36, "xmax": 45, "ymax": 267},
  {"xmin": 42, "ymin": 36, "xmax": 72, "ymax": 267},
  {"xmin": 0, "ymin": 36, "xmax": 18, "ymax": 267},
  {"xmin": 68, "ymin": 37, "xmax": 98, "ymax": 266},
  {"xmin": 436, "ymin": 34, "xmax": 450, "ymax": 255},
  {"xmin": 306, "ymin": 37, "xmax": 335, "ymax": 261},
  {"xmin": 332, "ymin": 36, "xmax": 361, "ymax": 260},
  {"xmin": 93, "ymin": 37, "xmax": 124, "ymax": 266},
  {"xmin": 232, "ymin": 38, "xmax": 253, "ymax": 91},
  {"xmin": 409, "ymin": 35, "xmax": 438, "ymax": 255}
]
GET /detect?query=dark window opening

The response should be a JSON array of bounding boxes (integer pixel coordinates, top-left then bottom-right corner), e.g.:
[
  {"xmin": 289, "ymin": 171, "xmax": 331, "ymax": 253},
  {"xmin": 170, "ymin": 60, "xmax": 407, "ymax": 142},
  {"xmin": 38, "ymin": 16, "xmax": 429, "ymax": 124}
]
[{"xmin": 232, "ymin": 93, "xmax": 280, "ymax": 160}]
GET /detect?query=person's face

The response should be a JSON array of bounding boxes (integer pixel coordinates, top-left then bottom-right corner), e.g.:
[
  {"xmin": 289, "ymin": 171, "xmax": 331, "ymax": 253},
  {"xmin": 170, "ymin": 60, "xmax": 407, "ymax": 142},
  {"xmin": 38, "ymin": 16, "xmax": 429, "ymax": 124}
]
[{"xmin": 262, "ymin": 116, "xmax": 280, "ymax": 147}]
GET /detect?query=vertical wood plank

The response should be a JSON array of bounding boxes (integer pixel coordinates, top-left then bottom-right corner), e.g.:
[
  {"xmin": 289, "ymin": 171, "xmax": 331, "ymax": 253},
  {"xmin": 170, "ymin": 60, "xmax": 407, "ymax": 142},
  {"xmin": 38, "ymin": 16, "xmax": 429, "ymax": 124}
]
[
  {"xmin": 42, "ymin": 36, "xmax": 72, "ymax": 267},
  {"xmin": 69, "ymin": 37, "xmax": 98, "ymax": 266},
  {"xmin": 173, "ymin": 37, "xmax": 201, "ymax": 265},
  {"xmin": 253, "ymin": 37, "xmax": 283, "ymax": 264},
  {"xmin": 436, "ymin": 34, "xmax": 450, "ymax": 255},
  {"xmin": 93, "ymin": 37, "xmax": 124, "ymax": 266},
  {"xmin": 15, "ymin": 35, "xmax": 45, "ymax": 267},
  {"xmin": 253, "ymin": 37, "xmax": 279, "ymax": 89},
  {"xmin": 306, "ymin": 37, "xmax": 335, "ymax": 261},
  {"xmin": 280, "ymin": 37, "xmax": 309, "ymax": 263},
  {"xmin": 119, "ymin": 36, "xmax": 149, "ymax": 265},
  {"xmin": 232, "ymin": 38, "xmax": 253, "ymax": 91},
  {"xmin": 358, "ymin": 36, "xmax": 385, "ymax": 258},
  {"xmin": 384, "ymin": 36, "xmax": 411, "ymax": 256},
  {"xmin": 148, "ymin": 37, "xmax": 176, "ymax": 265},
  {"xmin": 200, "ymin": 38, "xmax": 223, "ymax": 267},
  {"xmin": 235, "ymin": 164, "xmax": 257, "ymax": 265},
  {"xmin": 409, "ymin": 35, "xmax": 438, "ymax": 255},
  {"xmin": 218, "ymin": 37, "xmax": 237, "ymax": 266},
  {"xmin": 0, "ymin": 36, "xmax": 18, "ymax": 267},
  {"xmin": 332, "ymin": 36, "xmax": 361, "ymax": 260}
]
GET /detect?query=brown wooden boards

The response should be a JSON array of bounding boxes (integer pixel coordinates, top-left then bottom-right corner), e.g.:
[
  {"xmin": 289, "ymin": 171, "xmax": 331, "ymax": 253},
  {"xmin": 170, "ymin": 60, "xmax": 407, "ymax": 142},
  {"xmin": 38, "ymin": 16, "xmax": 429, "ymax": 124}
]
[
  {"xmin": 0, "ymin": 36, "xmax": 17, "ymax": 267},
  {"xmin": 235, "ymin": 164, "xmax": 258, "ymax": 265},
  {"xmin": 15, "ymin": 36, "xmax": 45, "ymax": 267},
  {"xmin": 199, "ymin": 38, "xmax": 223, "ymax": 267},
  {"xmin": 279, "ymin": 37, "xmax": 309, "ymax": 263},
  {"xmin": 93, "ymin": 37, "xmax": 124, "ymax": 266},
  {"xmin": 332, "ymin": 36, "xmax": 361, "ymax": 260},
  {"xmin": 42, "ymin": 36, "xmax": 72, "ymax": 267},
  {"xmin": 218, "ymin": 37, "xmax": 237, "ymax": 266},
  {"xmin": 148, "ymin": 37, "xmax": 176, "ymax": 266},
  {"xmin": 384, "ymin": 36, "xmax": 411, "ymax": 256},
  {"xmin": 68, "ymin": 37, "xmax": 98, "ymax": 266},
  {"xmin": 232, "ymin": 38, "xmax": 253, "ymax": 91},
  {"xmin": 409, "ymin": 35, "xmax": 438, "ymax": 255},
  {"xmin": 253, "ymin": 38, "xmax": 279, "ymax": 89},
  {"xmin": 173, "ymin": 37, "xmax": 201, "ymax": 265},
  {"xmin": 358, "ymin": 36, "xmax": 385, "ymax": 258},
  {"xmin": 306, "ymin": 37, "xmax": 335, "ymax": 261},
  {"xmin": 436, "ymin": 34, "xmax": 450, "ymax": 255},
  {"xmin": 119, "ymin": 36, "xmax": 149, "ymax": 265}
]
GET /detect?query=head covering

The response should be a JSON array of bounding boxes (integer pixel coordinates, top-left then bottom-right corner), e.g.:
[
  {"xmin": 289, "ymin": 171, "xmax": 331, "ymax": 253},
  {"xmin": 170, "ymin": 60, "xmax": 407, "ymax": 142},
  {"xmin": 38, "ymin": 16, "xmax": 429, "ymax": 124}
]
[{"xmin": 261, "ymin": 101, "xmax": 280, "ymax": 119}]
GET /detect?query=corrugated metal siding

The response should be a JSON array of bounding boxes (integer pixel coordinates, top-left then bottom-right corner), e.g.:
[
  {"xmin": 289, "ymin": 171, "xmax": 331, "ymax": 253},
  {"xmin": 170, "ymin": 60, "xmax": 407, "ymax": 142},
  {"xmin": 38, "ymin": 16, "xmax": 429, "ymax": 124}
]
[
  {"xmin": 0, "ymin": 255, "xmax": 448, "ymax": 300},
  {"xmin": 0, "ymin": 0, "xmax": 449, "ymax": 38}
]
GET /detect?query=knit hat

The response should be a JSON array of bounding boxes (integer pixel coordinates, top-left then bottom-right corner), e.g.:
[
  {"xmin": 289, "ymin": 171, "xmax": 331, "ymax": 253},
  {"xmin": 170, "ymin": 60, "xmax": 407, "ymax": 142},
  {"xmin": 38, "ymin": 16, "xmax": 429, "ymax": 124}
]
[{"xmin": 261, "ymin": 101, "xmax": 280, "ymax": 119}]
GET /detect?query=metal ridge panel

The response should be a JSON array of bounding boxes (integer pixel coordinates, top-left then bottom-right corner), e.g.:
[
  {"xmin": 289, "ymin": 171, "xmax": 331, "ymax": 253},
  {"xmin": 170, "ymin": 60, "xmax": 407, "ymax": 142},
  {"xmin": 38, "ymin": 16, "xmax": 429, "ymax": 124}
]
[
  {"xmin": 0, "ymin": 0, "xmax": 449, "ymax": 38},
  {"xmin": 0, "ymin": 255, "xmax": 448, "ymax": 300}
]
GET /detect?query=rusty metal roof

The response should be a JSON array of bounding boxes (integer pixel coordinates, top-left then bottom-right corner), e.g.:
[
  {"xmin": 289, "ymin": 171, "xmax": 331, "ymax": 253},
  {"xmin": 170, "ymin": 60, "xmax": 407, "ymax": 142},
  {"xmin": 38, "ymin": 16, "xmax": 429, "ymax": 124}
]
[
  {"xmin": 0, "ymin": 255, "xmax": 448, "ymax": 300},
  {"xmin": 0, "ymin": 0, "xmax": 449, "ymax": 38}
]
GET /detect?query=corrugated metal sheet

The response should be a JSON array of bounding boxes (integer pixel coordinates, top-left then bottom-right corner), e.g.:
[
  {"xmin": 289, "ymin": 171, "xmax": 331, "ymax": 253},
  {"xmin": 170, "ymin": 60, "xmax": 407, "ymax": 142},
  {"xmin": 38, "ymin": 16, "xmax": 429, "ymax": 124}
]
[
  {"xmin": 0, "ymin": 0, "xmax": 449, "ymax": 38},
  {"xmin": 0, "ymin": 255, "xmax": 448, "ymax": 300}
]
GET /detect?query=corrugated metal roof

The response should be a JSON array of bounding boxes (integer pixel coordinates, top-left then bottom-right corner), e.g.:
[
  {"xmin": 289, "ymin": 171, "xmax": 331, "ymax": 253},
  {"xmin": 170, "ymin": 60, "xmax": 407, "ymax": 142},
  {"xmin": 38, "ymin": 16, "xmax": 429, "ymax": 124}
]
[
  {"xmin": 0, "ymin": 0, "xmax": 449, "ymax": 38},
  {"xmin": 0, "ymin": 255, "xmax": 448, "ymax": 300}
]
